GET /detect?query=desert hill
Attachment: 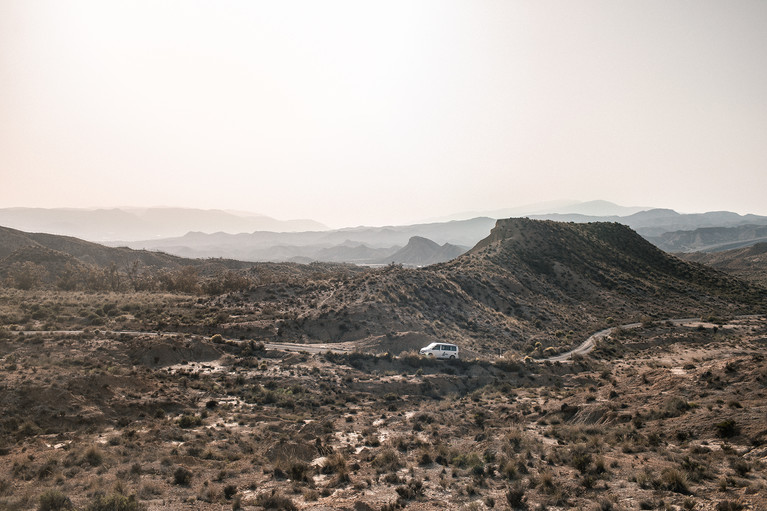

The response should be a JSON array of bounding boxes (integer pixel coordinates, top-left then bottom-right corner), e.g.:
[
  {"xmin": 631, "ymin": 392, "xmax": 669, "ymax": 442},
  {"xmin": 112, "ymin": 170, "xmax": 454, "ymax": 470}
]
[
  {"xmin": 120, "ymin": 207, "xmax": 767, "ymax": 263},
  {"xmin": 374, "ymin": 236, "xmax": 467, "ymax": 266},
  {"xmin": 2, "ymin": 220, "xmax": 764, "ymax": 356},
  {"xmin": 0, "ymin": 225, "xmax": 363, "ymax": 291},
  {"xmin": 0, "ymin": 225, "xmax": 190, "ymax": 268},
  {"xmin": 269, "ymin": 219, "xmax": 765, "ymax": 355},
  {"xmin": 680, "ymin": 242, "xmax": 767, "ymax": 287},
  {"xmin": 649, "ymin": 224, "xmax": 767, "ymax": 253}
]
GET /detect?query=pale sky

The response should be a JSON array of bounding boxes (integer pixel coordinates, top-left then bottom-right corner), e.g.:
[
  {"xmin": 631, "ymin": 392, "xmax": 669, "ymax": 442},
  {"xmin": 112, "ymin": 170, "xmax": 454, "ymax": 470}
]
[{"xmin": 1, "ymin": 1, "xmax": 766, "ymax": 227}]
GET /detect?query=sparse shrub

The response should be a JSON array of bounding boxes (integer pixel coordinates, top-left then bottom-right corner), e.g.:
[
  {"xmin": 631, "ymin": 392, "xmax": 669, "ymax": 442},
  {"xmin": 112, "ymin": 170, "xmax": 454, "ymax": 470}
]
[
  {"xmin": 177, "ymin": 414, "xmax": 203, "ymax": 428},
  {"xmin": 82, "ymin": 446, "xmax": 104, "ymax": 467},
  {"xmin": 38, "ymin": 490, "xmax": 73, "ymax": 511},
  {"xmin": 37, "ymin": 459, "xmax": 58, "ymax": 479},
  {"xmin": 715, "ymin": 501, "xmax": 744, "ymax": 511},
  {"xmin": 395, "ymin": 479, "xmax": 423, "ymax": 500},
  {"xmin": 173, "ymin": 466, "xmax": 193, "ymax": 485},
  {"xmin": 500, "ymin": 459, "xmax": 517, "ymax": 480},
  {"xmin": 569, "ymin": 446, "xmax": 592, "ymax": 473},
  {"xmin": 223, "ymin": 484, "xmax": 237, "ymax": 500},
  {"xmin": 715, "ymin": 420, "xmax": 738, "ymax": 438},
  {"xmin": 255, "ymin": 490, "xmax": 298, "ymax": 511},
  {"xmin": 85, "ymin": 493, "xmax": 144, "ymax": 511},
  {"xmin": 450, "ymin": 451, "xmax": 483, "ymax": 470},
  {"xmin": 372, "ymin": 448, "xmax": 402, "ymax": 473},
  {"xmin": 283, "ymin": 461, "xmax": 311, "ymax": 482},
  {"xmin": 662, "ymin": 397, "xmax": 691, "ymax": 417},
  {"xmin": 137, "ymin": 483, "xmax": 162, "ymax": 499},
  {"xmin": 731, "ymin": 459, "xmax": 750, "ymax": 477},
  {"xmin": 680, "ymin": 456, "xmax": 707, "ymax": 482},
  {"xmin": 659, "ymin": 467, "xmax": 690, "ymax": 494},
  {"xmin": 598, "ymin": 498, "xmax": 614, "ymax": 511},
  {"xmin": 320, "ymin": 453, "xmax": 347, "ymax": 475},
  {"xmin": 417, "ymin": 450, "xmax": 432, "ymax": 466},
  {"xmin": 197, "ymin": 486, "xmax": 217, "ymax": 503},
  {"xmin": 538, "ymin": 470, "xmax": 556, "ymax": 493},
  {"xmin": 303, "ymin": 489, "xmax": 319, "ymax": 502},
  {"xmin": 506, "ymin": 482, "xmax": 526, "ymax": 509}
]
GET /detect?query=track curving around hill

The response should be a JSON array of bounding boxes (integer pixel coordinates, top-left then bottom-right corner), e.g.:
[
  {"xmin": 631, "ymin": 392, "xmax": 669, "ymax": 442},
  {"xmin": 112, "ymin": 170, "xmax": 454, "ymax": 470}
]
[{"xmin": 539, "ymin": 315, "xmax": 763, "ymax": 363}]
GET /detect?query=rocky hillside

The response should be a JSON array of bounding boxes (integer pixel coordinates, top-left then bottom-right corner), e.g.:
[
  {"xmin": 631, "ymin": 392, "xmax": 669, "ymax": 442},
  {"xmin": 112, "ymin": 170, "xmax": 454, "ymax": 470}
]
[
  {"xmin": 0, "ymin": 225, "xmax": 190, "ymax": 268},
  {"xmin": 649, "ymin": 224, "xmax": 767, "ymax": 253},
  {"xmin": 681, "ymin": 242, "xmax": 767, "ymax": 287},
  {"xmin": 3, "ymin": 220, "xmax": 764, "ymax": 356},
  {"xmin": 266, "ymin": 219, "xmax": 766, "ymax": 356},
  {"xmin": 0, "ymin": 226, "xmax": 362, "ymax": 291}
]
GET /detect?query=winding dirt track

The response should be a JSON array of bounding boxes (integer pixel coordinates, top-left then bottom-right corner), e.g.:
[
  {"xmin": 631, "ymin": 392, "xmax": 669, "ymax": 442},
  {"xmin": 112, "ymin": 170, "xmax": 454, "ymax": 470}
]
[
  {"xmin": 19, "ymin": 315, "xmax": 762, "ymax": 361},
  {"xmin": 540, "ymin": 315, "xmax": 763, "ymax": 362}
]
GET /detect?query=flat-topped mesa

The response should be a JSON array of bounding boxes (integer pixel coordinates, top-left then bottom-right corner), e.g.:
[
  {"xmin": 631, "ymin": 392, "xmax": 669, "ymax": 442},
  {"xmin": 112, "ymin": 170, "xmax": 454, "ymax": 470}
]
[
  {"xmin": 471, "ymin": 217, "xmax": 556, "ymax": 251},
  {"xmin": 470, "ymin": 217, "xmax": 660, "ymax": 259}
]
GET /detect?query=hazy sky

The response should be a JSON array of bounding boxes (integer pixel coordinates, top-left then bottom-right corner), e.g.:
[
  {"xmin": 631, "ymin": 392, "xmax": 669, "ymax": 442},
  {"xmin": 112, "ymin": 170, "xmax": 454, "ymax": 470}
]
[{"xmin": 1, "ymin": 1, "xmax": 766, "ymax": 227}]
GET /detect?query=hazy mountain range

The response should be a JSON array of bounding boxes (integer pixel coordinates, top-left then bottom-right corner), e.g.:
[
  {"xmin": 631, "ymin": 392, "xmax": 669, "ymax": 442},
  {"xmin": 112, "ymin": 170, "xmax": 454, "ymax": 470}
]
[
  {"xmin": 0, "ymin": 207, "xmax": 326, "ymax": 242},
  {"xmin": 530, "ymin": 208, "xmax": 767, "ymax": 238},
  {"xmin": 3, "ymin": 201, "xmax": 767, "ymax": 265},
  {"xmin": 115, "ymin": 218, "xmax": 487, "ymax": 266}
]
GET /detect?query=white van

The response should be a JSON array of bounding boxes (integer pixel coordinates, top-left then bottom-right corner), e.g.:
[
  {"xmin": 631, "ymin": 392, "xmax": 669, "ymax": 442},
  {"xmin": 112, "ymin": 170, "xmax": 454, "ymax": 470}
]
[{"xmin": 419, "ymin": 342, "xmax": 459, "ymax": 359}]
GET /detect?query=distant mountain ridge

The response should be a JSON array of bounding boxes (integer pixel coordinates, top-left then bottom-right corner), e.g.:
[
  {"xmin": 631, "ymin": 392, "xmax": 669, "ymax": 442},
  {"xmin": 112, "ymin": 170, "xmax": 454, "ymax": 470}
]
[
  {"xmin": 529, "ymin": 209, "xmax": 767, "ymax": 238},
  {"xmin": 374, "ymin": 236, "xmax": 467, "ymax": 266},
  {"xmin": 426, "ymin": 200, "xmax": 650, "ymax": 222},
  {"xmin": 5, "ymin": 203, "xmax": 767, "ymax": 264},
  {"xmin": 0, "ymin": 207, "xmax": 327, "ymax": 242},
  {"xmin": 121, "ymin": 217, "xmax": 495, "ymax": 263}
]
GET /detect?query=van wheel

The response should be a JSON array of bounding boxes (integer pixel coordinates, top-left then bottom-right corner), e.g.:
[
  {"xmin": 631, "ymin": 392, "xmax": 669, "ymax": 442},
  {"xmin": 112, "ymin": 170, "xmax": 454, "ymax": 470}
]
[{"xmin": 449, "ymin": 355, "xmax": 455, "ymax": 359}]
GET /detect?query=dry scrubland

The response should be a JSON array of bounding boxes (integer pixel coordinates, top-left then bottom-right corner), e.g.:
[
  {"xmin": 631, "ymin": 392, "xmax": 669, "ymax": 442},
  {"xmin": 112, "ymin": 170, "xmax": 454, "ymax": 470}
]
[
  {"xmin": 1, "ymin": 219, "xmax": 766, "ymax": 510},
  {"xmin": 0, "ymin": 294, "xmax": 766, "ymax": 510}
]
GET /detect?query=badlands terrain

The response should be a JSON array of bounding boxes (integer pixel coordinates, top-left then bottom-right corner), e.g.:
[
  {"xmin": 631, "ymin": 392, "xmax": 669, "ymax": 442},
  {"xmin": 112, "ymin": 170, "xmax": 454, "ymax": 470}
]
[{"xmin": 0, "ymin": 218, "xmax": 766, "ymax": 510}]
